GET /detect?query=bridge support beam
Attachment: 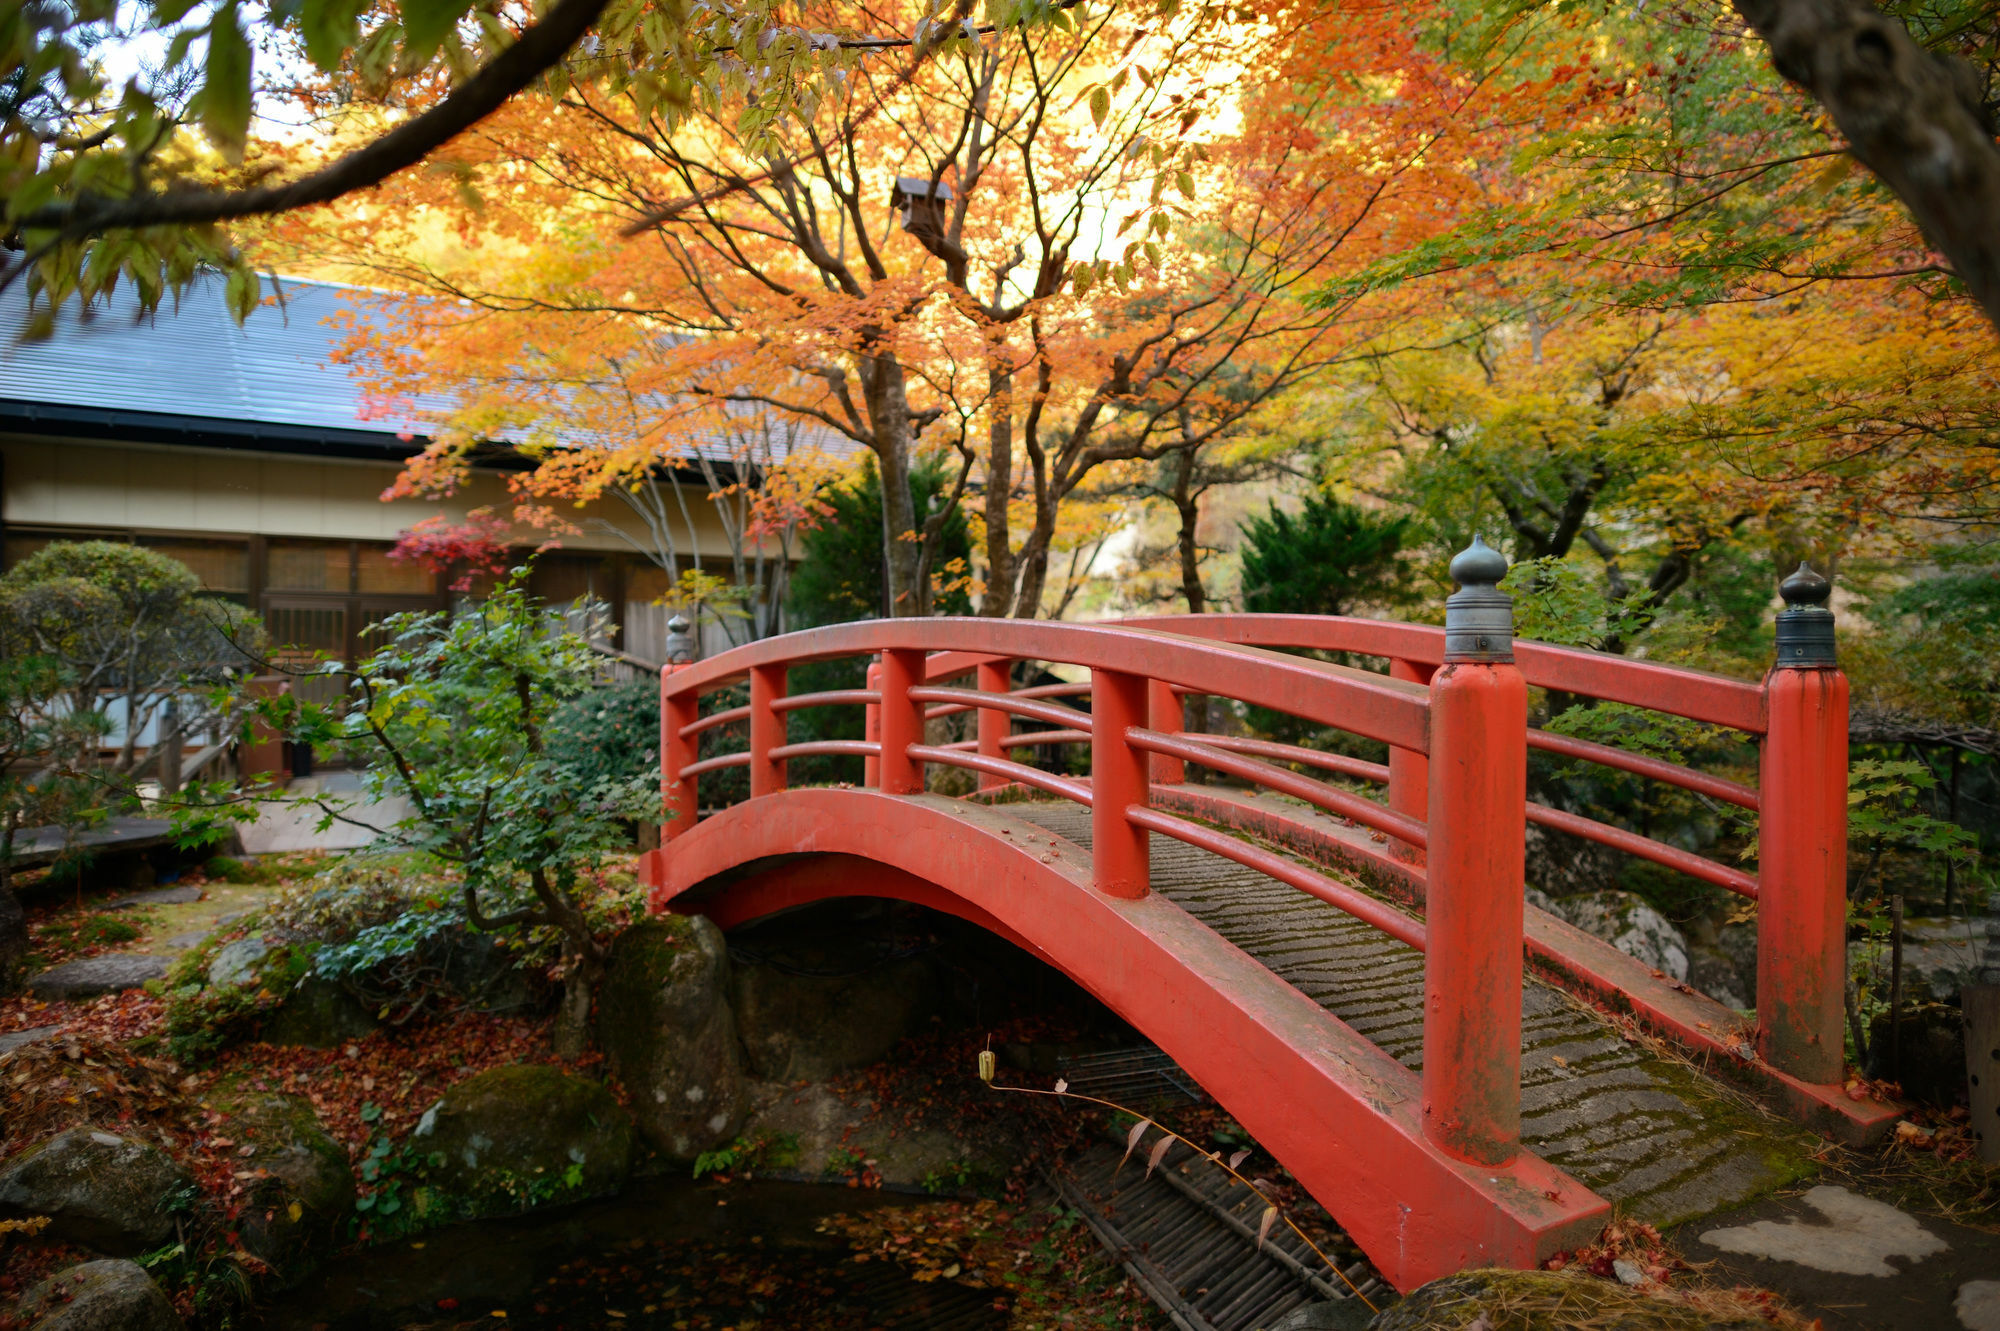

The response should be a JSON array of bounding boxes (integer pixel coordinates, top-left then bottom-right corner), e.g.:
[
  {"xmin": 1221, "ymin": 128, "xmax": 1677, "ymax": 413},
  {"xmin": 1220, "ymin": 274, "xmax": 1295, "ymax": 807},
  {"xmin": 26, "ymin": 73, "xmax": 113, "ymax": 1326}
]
[
  {"xmin": 1387, "ymin": 658, "xmax": 1435, "ymax": 864},
  {"xmin": 977, "ymin": 659, "xmax": 1012, "ymax": 792},
  {"xmin": 1758, "ymin": 566, "xmax": 1848, "ymax": 1085},
  {"xmin": 878, "ymin": 648, "xmax": 926, "ymax": 795},
  {"xmin": 662, "ymin": 667, "xmax": 698, "ymax": 844},
  {"xmin": 749, "ymin": 664, "xmax": 788, "ymax": 798},
  {"xmin": 1091, "ymin": 668, "xmax": 1150, "ymax": 898},
  {"xmin": 1423, "ymin": 537, "xmax": 1526, "ymax": 1166},
  {"xmin": 1147, "ymin": 678, "xmax": 1186, "ymax": 786}
]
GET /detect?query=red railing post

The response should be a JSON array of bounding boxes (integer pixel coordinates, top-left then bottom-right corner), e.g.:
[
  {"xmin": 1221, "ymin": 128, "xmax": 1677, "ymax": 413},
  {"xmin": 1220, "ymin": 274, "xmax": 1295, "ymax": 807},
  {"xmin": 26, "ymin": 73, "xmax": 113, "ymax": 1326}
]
[
  {"xmin": 1388, "ymin": 658, "xmax": 1435, "ymax": 862},
  {"xmin": 878, "ymin": 648, "xmax": 926, "ymax": 795},
  {"xmin": 1422, "ymin": 537, "xmax": 1525, "ymax": 1166},
  {"xmin": 1148, "ymin": 678, "xmax": 1186, "ymax": 786},
  {"xmin": 662, "ymin": 665, "xmax": 698, "ymax": 844},
  {"xmin": 1091, "ymin": 669, "xmax": 1151, "ymax": 898},
  {"xmin": 864, "ymin": 660, "xmax": 883, "ymax": 789},
  {"xmin": 977, "ymin": 659, "xmax": 1012, "ymax": 792},
  {"xmin": 1758, "ymin": 565, "xmax": 1848, "ymax": 1085},
  {"xmin": 749, "ymin": 663, "xmax": 788, "ymax": 798}
]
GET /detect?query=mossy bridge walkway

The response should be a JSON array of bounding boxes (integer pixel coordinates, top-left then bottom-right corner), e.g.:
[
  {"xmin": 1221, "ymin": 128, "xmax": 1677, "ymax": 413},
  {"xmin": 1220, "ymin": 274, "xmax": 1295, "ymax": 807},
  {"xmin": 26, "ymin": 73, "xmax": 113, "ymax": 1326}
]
[{"xmin": 639, "ymin": 554, "xmax": 1894, "ymax": 1292}]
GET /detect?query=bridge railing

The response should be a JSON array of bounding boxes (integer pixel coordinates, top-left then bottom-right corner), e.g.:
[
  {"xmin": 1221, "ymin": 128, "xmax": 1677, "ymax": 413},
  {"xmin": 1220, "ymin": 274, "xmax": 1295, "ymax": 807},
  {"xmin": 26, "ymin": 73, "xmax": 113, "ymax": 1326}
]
[{"xmin": 656, "ymin": 550, "xmax": 1850, "ymax": 1161}]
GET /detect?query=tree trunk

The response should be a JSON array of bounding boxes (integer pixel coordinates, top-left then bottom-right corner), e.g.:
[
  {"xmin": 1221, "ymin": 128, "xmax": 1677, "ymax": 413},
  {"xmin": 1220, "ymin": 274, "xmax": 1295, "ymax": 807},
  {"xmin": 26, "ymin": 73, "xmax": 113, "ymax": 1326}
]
[
  {"xmin": 983, "ymin": 358, "xmax": 1015, "ymax": 616},
  {"xmin": 1732, "ymin": 0, "xmax": 2000, "ymax": 335},
  {"xmin": 0, "ymin": 822, "xmax": 24, "ymax": 993},
  {"xmin": 1172, "ymin": 450, "xmax": 1206, "ymax": 615},
  {"xmin": 553, "ymin": 958, "xmax": 597, "ymax": 1059},
  {"xmin": 861, "ymin": 354, "xmax": 925, "ymax": 617}
]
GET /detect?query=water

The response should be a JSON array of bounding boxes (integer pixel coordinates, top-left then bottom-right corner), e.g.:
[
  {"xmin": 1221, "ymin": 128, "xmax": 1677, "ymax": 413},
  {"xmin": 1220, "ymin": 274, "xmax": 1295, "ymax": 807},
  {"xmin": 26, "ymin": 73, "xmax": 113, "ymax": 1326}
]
[{"xmin": 256, "ymin": 1177, "xmax": 1005, "ymax": 1330}]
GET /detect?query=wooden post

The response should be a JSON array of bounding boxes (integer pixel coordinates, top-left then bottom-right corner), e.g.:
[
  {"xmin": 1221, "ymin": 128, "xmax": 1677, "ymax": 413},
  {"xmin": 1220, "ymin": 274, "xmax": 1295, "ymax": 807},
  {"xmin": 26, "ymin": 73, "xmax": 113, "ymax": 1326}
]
[
  {"xmin": 1966, "ymin": 985, "xmax": 2000, "ymax": 1165},
  {"xmin": 1147, "ymin": 678, "xmax": 1186, "ymax": 786},
  {"xmin": 977, "ymin": 659, "xmax": 1011, "ymax": 792},
  {"xmin": 877, "ymin": 648, "xmax": 926, "ymax": 795},
  {"xmin": 662, "ymin": 665, "xmax": 699, "ymax": 843},
  {"xmin": 1758, "ymin": 564, "xmax": 1848, "ymax": 1086},
  {"xmin": 749, "ymin": 663, "xmax": 788, "ymax": 798},
  {"xmin": 1091, "ymin": 669, "xmax": 1151, "ymax": 899},
  {"xmin": 1422, "ymin": 537, "xmax": 1525, "ymax": 1166},
  {"xmin": 1387, "ymin": 658, "xmax": 1435, "ymax": 865},
  {"xmin": 864, "ymin": 660, "xmax": 883, "ymax": 789}
]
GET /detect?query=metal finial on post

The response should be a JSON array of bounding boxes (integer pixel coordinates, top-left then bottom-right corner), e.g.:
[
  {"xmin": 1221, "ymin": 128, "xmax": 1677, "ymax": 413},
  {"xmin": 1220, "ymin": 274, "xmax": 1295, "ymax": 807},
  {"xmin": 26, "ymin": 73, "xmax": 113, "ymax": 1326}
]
[
  {"xmin": 1775, "ymin": 562, "xmax": 1836, "ymax": 668},
  {"xmin": 665, "ymin": 614, "xmax": 696, "ymax": 666},
  {"xmin": 1444, "ymin": 535, "xmax": 1514, "ymax": 663}
]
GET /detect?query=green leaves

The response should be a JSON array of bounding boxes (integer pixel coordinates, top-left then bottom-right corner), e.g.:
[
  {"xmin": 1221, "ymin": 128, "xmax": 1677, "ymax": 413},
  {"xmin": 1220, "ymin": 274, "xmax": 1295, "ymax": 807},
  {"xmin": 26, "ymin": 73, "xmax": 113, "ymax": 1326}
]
[
  {"xmin": 1088, "ymin": 84, "xmax": 1110, "ymax": 128},
  {"xmin": 401, "ymin": 0, "xmax": 479, "ymax": 64},
  {"xmin": 300, "ymin": 0, "xmax": 368, "ymax": 71},
  {"xmin": 201, "ymin": 2, "xmax": 253, "ymax": 160}
]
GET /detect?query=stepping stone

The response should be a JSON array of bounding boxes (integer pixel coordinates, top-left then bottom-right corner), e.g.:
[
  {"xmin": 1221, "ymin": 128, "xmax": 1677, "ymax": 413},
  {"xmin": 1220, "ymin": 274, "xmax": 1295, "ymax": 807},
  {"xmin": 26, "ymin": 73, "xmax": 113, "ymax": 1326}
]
[
  {"xmin": 0, "ymin": 1025, "xmax": 60, "ymax": 1055},
  {"xmin": 160, "ymin": 931, "xmax": 211, "ymax": 952},
  {"xmin": 1698, "ymin": 1186, "xmax": 1948, "ymax": 1276},
  {"xmin": 1961, "ymin": 1281, "xmax": 2000, "ymax": 1331},
  {"xmin": 99, "ymin": 885, "xmax": 204, "ymax": 911},
  {"xmin": 28, "ymin": 955, "xmax": 169, "ymax": 1000}
]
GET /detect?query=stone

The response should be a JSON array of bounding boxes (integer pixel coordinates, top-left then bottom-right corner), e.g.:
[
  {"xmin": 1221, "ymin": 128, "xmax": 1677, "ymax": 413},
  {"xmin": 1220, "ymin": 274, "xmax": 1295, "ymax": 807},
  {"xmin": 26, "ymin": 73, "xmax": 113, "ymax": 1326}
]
[
  {"xmin": 1548, "ymin": 891, "xmax": 1689, "ymax": 982},
  {"xmin": 1368, "ymin": 1269, "xmax": 1778, "ymax": 1330},
  {"xmin": 161, "ymin": 933, "xmax": 209, "ymax": 952},
  {"xmin": 0, "ymin": 1128, "xmax": 192, "ymax": 1255},
  {"xmin": 2, "ymin": 885, "xmax": 27, "ymax": 992},
  {"xmin": 1612, "ymin": 1258, "xmax": 1645, "ymax": 1286},
  {"xmin": 1958, "ymin": 1280, "xmax": 2000, "ymax": 1331},
  {"xmin": 1686, "ymin": 944, "xmax": 1750, "ymax": 1010},
  {"xmin": 740, "ymin": 1080, "xmax": 1011, "ymax": 1190},
  {"xmin": 17, "ymin": 1259, "xmax": 181, "ymax": 1331},
  {"xmin": 597, "ymin": 916, "xmax": 746, "ymax": 1158},
  {"xmin": 1866, "ymin": 1006, "xmax": 1969, "ymax": 1106},
  {"xmin": 210, "ymin": 1092, "xmax": 353, "ymax": 1283},
  {"xmin": 27, "ymin": 955, "xmax": 168, "ymax": 1001},
  {"xmin": 1852, "ymin": 921, "xmax": 1988, "ymax": 1004},
  {"xmin": 441, "ymin": 931, "xmax": 544, "ymax": 1014},
  {"xmin": 259, "ymin": 974, "xmax": 379, "ymax": 1047},
  {"xmin": 1268, "ymin": 1298, "xmax": 1372, "ymax": 1329},
  {"xmin": 100, "ymin": 885, "xmax": 204, "ymax": 911},
  {"xmin": 1716, "ymin": 921, "xmax": 1758, "ymax": 998},
  {"xmin": 1698, "ymin": 1186, "xmax": 1948, "ymax": 1276},
  {"xmin": 410, "ymin": 1064, "xmax": 634, "ymax": 1218},
  {"xmin": 206, "ymin": 938, "xmax": 272, "ymax": 989},
  {"xmin": 0, "ymin": 1024, "xmax": 60, "ymax": 1055},
  {"xmin": 729, "ymin": 952, "xmax": 937, "ymax": 1081}
]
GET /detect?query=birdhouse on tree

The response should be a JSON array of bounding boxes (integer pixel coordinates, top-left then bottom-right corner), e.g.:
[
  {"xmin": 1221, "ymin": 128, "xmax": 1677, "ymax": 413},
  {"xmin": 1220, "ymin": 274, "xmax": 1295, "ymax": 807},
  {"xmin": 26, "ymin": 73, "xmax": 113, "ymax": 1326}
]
[{"xmin": 891, "ymin": 176, "xmax": 953, "ymax": 239}]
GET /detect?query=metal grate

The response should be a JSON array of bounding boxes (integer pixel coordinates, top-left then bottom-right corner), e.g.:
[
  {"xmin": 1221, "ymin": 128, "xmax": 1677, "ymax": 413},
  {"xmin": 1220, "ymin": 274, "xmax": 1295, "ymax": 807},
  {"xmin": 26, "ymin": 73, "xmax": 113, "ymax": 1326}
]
[
  {"xmin": 1055, "ymin": 1045, "xmax": 1206, "ymax": 1106},
  {"xmin": 1054, "ymin": 1140, "xmax": 1385, "ymax": 1331}
]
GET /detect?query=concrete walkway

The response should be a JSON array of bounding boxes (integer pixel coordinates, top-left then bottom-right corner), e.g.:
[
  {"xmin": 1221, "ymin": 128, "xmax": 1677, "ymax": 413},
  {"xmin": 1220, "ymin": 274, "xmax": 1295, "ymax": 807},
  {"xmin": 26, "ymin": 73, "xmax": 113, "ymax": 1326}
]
[
  {"xmin": 1679, "ymin": 1185, "xmax": 2000, "ymax": 1330},
  {"xmin": 239, "ymin": 771, "xmax": 412, "ymax": 854},
  {"xmin": 1012, "ymin": 803, "xmax": 1816, "ymax": 1229}
]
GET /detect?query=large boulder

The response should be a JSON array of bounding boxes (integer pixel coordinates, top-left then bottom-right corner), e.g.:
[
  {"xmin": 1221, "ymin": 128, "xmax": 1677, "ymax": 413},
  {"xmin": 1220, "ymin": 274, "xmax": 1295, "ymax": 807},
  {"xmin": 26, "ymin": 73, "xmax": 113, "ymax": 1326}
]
[
  {"xmin": 729, "ymin": 953, "xmax": 938, "ymax": 1081},
  {"xmin": 0, "ymin": 1128, "xmax": 192, "ymax": 1255},
  {"xmin": 740, "ymin": 1080, "xmax": 1012, "ymax": 1191},
  {"xmin": 17, "ymin": 1259, "xmax": 181, "ymax": 1331},
  {"xmin": 209, "ymin": 1092, "xmax": 353, "ymax": 1282},
  {"xmin": 206, "ymin": 938, "xmax": 272, "ymax": 989},
  {"xmin": 409, "ymin": 1064, "xmax": 634, "ymax": 1218},
  {"xmin": 1687, "ymin": 945, "xmax": 1750, "ymax": 1010},
  {"xmin": 258, "ymin": 974, "xmax": 379, "ymax": 1048},
  {"xmin": 597, "ymin": 916, "xmax": 746, "ymax": 1158},
  {"xmin": 1548, "ymin": 891, "xmax": 1690, "ymax": 982}
]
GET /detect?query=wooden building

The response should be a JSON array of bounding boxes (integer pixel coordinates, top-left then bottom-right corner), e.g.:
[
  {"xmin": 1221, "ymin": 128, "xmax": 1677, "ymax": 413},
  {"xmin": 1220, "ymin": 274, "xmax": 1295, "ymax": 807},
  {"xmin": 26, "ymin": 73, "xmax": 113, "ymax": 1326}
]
[{"xmin": 0, "ymin": 273, "xmax": 823, "ymax": 664}]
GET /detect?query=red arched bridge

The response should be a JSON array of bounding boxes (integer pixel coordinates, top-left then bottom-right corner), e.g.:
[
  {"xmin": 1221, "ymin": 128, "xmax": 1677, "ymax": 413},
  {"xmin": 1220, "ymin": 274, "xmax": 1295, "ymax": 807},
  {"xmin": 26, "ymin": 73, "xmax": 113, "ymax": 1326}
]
[{"xmin": 638, "ymin": 546, "xmax": 1894, "ymax": 1291}]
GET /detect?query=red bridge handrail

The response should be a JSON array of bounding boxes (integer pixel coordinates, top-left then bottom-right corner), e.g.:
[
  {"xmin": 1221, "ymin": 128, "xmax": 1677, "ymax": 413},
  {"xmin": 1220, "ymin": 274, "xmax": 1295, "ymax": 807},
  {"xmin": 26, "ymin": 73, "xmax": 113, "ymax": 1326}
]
[{"xmin": 653, "ymin": 604, "xmax": 1852, "ymax": 1157}]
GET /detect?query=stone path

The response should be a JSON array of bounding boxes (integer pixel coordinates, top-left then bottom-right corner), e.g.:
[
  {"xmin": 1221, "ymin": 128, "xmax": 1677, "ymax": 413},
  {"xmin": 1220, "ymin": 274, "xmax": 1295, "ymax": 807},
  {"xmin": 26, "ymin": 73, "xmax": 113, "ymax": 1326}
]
[
  {"xmin": 1010, "ymin": 802, "xmax": 1812, "ymax": 1228},
  {"xmin": 1679, "ymin": 1185, "xmax": 2000, "ymax": 1331}
]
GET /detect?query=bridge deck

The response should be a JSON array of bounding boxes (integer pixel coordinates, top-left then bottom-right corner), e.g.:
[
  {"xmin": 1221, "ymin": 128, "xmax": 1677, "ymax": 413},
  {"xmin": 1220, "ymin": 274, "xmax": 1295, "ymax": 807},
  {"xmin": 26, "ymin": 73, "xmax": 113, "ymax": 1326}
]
[{"xmin": 1006, "ymin": 801, "xmax": 1813, "ymax": 1228}]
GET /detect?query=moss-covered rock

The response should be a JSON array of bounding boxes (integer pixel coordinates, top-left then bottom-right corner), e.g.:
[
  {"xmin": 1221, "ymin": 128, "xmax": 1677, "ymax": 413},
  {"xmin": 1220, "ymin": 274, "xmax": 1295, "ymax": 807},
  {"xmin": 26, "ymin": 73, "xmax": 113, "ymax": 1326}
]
[
  {"xmin": 207, "ymin": 1091, "xmax": 353, "ymax": 1283},
  {"xmin": 1366, "ymin": 1269, "xmax": 1797, "ymax": 1330},
  {"xmin": 597, "ymin": 916, "xmax": 746, "ymax": 1158},
  {"xmin": 18, "ymin": 1258, "xmax": 181, "ymax": 1331},
  {"xmin": 258, "ymin": 974, "xmax": 379, "ymax": 1047},
  {"xmin": 0, "ymin": 1129, "xmax": 191, "ymax": 1256},
  {"xmin": 729, "ymin": 951, "xmax": 938, "ymax": 1082},
  {"xmin": 408, "ymin": 1064, "xmax": 634, "ymax": 1220}
]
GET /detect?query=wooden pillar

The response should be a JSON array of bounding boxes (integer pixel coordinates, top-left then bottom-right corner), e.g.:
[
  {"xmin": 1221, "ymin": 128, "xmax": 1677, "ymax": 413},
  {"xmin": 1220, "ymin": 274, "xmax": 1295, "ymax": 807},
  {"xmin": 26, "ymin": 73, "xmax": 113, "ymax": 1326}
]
[
  {"xmin": 977, "ymin": 659, "xmax": 1011, "ymax": 792},
  {"xmin": 1090, "ymin": 668, "xmax": 1150, "ymax": 899},
  {"xmin": 748, "ymin": 663, "xmax": 788, "ymax": 798},
  {"xmin": 877, "ymin": 648, "xmax": 926, "ymax": 794},
  {"xmin": 1147, "ymin": 678, "xmax": 1186, "ymax": 786}
]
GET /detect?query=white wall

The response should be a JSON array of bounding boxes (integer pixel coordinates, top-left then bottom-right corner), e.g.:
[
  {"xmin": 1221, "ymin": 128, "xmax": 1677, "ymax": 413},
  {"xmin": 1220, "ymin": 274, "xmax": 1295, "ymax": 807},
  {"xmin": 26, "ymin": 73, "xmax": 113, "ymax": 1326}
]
[{"xmin": 1, "ymin": 437, "xmax": 755, "ymax": 557}]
